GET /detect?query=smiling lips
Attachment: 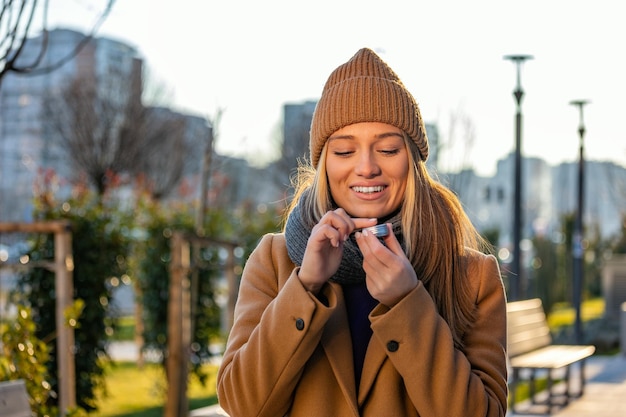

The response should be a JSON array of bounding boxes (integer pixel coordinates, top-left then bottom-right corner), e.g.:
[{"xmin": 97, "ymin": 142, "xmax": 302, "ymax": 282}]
[{"xmin": 352, "ymin": 185, "xmax": 386, "ymax": 194}]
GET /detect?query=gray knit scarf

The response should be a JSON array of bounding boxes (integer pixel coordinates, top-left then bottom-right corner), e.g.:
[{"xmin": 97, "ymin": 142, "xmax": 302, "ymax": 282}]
[{"xmin": 284, "ymin": 195, "xmax": 403, "ymax": 285}]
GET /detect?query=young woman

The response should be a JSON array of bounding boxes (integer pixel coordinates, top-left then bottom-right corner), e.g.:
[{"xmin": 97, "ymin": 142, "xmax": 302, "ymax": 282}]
[{"xmin": 217, "ymin": 48, "xmax": 508, "ymax": 417}]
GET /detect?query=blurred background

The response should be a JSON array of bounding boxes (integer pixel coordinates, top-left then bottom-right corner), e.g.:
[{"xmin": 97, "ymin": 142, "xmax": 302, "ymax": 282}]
[{"xmin": 1, "ymin": 1, "xmax": 625, "ymax": 416}]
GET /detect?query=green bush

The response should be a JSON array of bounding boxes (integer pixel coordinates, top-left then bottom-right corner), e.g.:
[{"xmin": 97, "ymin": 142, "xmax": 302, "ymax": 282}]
[
  {"xmin": 14, "ymin": 190, "xmax": 132, "ymax": 413},
  {"xmin": 0, "ymin": 306, "xmax": 56, "ymax": 415}
]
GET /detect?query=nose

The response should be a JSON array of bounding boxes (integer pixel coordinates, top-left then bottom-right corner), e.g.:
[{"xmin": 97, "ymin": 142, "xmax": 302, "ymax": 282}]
[{"xmin": 354, "ymin": 151, "xmax": 381, "ymax": 178}]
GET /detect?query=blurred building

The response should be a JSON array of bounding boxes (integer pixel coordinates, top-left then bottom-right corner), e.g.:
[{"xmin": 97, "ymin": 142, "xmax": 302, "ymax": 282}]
[
  {"xmin": 444, "ymin": 154, "xmax": 626, "ymax": 245},
  {"xmin": 553, "ymin": 160, "xmax": 626, "ymax": 239},
  {"xmin": 282, "ymin": 101, "xmax": 316, "ymax": 175},
  {"xmin": 0, "ymin": 28, "xmax": 142, "ymax": 221}
]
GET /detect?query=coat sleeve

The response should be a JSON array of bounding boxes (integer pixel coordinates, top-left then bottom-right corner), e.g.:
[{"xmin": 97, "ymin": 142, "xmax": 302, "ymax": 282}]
[
  {"xmin": 217, "ymin": 233, "xmax": 337, "ymax": 417},
  {"xmin": 369, "ymin": 252, "xmax": 508, "ymax": 417}
]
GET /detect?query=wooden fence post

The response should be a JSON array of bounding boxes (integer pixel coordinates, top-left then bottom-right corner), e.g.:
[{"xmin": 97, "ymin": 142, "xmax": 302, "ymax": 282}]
[
  {"xmin": 226, "ymin": 246, "xmax": 237, "ymax": 332},
  {"xmin": 165, "ymin": 231, "xmax": 191, "ymax": 417},
  {"xmin": 54, "ymin": 226, "xmax": 76, "ymax": 416}
]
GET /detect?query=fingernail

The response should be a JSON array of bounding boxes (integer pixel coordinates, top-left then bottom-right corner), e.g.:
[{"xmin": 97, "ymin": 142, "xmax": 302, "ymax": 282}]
[
  {"xmin": 362, "ymin": 229, "xmax": 369, "ymax": 237},
  {"xmin": 355, "ymin": 231, "xmax": 362, "ymax": 239}
]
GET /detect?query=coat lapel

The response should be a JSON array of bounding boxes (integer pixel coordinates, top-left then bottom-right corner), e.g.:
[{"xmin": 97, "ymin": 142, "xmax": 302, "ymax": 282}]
[
  {"xmin": 357, "ymin": 333, "xmax": 387, "ymax": 404},
  {"xmin": 321, "ymin": 283, "xmax": 359, "ymax": 416}
]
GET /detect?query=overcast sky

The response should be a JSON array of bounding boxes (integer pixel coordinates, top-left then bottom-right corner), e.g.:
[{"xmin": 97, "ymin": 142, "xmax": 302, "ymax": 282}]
[{"xmin": 47, "ymin": 0, "xmax": 626, "ymax": 175}]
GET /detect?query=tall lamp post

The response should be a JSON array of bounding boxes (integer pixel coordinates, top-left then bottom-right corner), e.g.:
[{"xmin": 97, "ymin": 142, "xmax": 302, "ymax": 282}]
[
  {"xmin": 504, "ymin": 54, "xmax": 533, "ymax": 301},
  {"xmin": 570, "ymin": 99, "xmax": 590, "ymax": 344}
]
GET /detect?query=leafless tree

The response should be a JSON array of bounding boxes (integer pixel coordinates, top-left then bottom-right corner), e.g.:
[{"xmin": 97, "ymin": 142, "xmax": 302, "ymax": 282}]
[
  {"xmin": 0, "ymin": 0, "xmax": 115, "ymax": 86},
  {"xmin": 42, "ymin": 71, "xmax": 188, "ymax": 198},
  {"xmin": 196, "ymin": 109, "xmax": 221, "ymax": 231},
  {"xmin": 135, "ymin": 107, "xmax": 188, "ymax": 200}
]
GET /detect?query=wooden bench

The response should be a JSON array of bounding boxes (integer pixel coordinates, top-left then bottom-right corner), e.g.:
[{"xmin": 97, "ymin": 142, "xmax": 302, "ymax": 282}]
[
  {"xmin": 0, "ymin": 379, "xmax": 32, "ymax": 417},
  {"xmin": 507, "ymin": 298, "xmax": 596, "ymax": 414}
]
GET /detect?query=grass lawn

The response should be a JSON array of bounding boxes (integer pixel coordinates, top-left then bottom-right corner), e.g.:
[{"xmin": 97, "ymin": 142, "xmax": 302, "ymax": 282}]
[
  {"xmin": 111, "ymin": 316, "xmax": 136, "ymax": 342},
  {"xmin": 547, "ymin": 297, "xmax": 605, "ymax": 329},
  {"xmin": 92, "ymin": 361, "xmax": 218, "ymax": 417}
]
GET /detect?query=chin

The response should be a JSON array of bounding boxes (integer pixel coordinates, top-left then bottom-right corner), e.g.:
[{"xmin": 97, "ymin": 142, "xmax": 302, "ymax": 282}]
[{"xmin": 346, "ymin": 208, "xmax": 389, "ymax": 219}]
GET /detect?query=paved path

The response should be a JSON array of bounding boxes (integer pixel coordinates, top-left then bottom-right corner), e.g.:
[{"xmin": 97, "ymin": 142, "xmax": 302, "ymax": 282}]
[
  {"xmin": 551, "ymin": 354, "xmax": 626, "ymax": 417},
  {"xmin": 191, "ymin": 404, "xmax": 229, "ymax": 417}
]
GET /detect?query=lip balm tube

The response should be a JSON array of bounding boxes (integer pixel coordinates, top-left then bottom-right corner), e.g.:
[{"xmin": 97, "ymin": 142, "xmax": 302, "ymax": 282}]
[{"xmin": 364, "ymin": 224, "xmax": 389, "ymax": 237}]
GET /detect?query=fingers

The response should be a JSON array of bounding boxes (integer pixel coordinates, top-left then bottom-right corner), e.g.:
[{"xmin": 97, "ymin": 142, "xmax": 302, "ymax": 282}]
[
  {"xmin": 356, "ymin": 223, "xmax": 418, "ymax": 306},
  {"xmin": 355, "ymin": 225, "xmax": 394, "ymax": 268},
  {"xmin": 314, "ymin": 209, "xmax": 376, "ymax": 247},
  {"xmin": 352, "ymin": 217, "xmax": 379, "ymax": 230},
  {"xmin": 311, "ymin": 213, "xmax": 349, "ymax": 248},
  {"xmin": 299, "ymin": 210, "xmax": 378, "ymax": 290}
]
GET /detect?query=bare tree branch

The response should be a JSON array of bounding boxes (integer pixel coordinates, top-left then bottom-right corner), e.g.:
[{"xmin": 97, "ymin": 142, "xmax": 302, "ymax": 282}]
[
  {"xmin": 1, "ymin": 0, "xmax": 49, "ymax": 73},
  {"xmin": 0, "ymin": 0, "xmax": 115, "ymax": 85}
]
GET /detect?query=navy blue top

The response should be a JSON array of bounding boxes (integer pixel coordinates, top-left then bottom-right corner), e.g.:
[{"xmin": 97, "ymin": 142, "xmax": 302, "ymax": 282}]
[{"xmin": 342, "ymin": 283, "xmax": 378, "ymax": 389}]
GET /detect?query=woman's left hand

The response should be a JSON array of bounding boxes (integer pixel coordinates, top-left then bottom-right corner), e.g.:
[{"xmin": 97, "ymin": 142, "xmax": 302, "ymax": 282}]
[{"xmin": 355, "ymin": 224, "xmax": 418, "ymax": 308}]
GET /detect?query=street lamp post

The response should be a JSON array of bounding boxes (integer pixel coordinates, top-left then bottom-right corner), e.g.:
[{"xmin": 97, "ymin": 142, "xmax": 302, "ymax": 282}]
[
  {"xmin": 570, "ymin": 99, "xmax": 590, "ymax": 344},
  {"xmin": 504, "ymin": 54, "xmax": 533, "ymax": 301}
]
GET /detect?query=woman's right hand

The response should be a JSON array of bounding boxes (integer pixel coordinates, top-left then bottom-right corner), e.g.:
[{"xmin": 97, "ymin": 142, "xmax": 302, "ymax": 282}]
[{"xmin": 297, "ymin": 209, "xmax": 376, "ymax": 294}]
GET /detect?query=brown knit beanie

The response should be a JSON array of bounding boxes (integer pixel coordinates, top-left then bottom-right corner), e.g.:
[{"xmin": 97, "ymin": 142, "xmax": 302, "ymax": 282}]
[{"xmin": 310, "ymin": 48, "xmax": 429, "ymax": 167}]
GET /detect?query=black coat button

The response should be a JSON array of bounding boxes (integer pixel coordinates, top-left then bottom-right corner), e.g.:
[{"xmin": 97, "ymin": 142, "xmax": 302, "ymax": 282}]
[
  {"xmin": 295, "ymin": 318, "xmax": 305, "ymax": 331},
  {"xmin": 387, "ymin": 340, "xmax": 399, "ymax": 352}
]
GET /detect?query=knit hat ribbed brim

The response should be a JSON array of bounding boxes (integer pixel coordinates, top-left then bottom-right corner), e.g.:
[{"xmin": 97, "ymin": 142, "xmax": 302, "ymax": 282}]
[{"xmin": 309, "ymin": 48, "xmax": 429, "ymax": 167}]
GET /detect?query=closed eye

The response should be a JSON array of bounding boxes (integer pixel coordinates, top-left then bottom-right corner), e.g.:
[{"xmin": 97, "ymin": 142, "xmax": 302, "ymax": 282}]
[{"xmin": 379, "ymin": 148, "xmax": 401, "ymax": 156}]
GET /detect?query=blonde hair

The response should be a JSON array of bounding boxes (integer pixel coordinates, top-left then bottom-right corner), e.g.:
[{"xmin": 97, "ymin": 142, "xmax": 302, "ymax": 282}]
[
  {"xmin": 285, "ymin": 136, "xmax": 490, "ymax": 349},
  {"xmin": 401, "ymin": 139, "xmax": 490, "ymax": 348}
]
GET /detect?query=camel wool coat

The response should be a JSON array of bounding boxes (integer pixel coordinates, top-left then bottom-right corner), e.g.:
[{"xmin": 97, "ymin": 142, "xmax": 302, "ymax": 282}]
[{"xmin": 217, "ymin": 233, "xmax": 508, "ymax": 417}]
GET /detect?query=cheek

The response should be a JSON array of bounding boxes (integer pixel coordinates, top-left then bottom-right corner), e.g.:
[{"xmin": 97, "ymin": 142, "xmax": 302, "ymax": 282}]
[
  {"xmin": 390, "ymin": 160, "xmax": 409, "ymax": 184},
  {"xmin": 326, "ymin": 162, "xmax": 347, "ymax": 188},
  {"xmin": 391, "ymin": 164, "xmax": 410, "ymax": 198}
]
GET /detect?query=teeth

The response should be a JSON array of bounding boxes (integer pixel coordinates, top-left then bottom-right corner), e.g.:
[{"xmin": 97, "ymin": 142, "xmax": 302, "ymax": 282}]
[{"xmin": 352, "ymin": 186, "xmax": 384, "ymax": 193}]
